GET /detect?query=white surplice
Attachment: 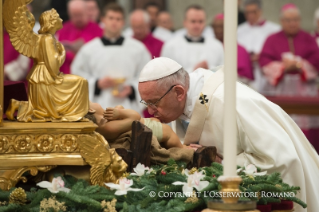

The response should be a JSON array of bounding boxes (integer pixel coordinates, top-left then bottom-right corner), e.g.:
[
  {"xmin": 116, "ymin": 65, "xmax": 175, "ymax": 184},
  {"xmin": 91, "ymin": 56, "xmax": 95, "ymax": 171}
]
[
  {"xmin": 161, "ymin": 36, "xmax": 224, "ymax": 73},
  {"xmin": 237, "ymin": 21, "xmax": 281, "ymax": 91},
  {"xmin": 176, "ymin": 67, "xmax": 319, "ymax": 212},
  {"xmin": 71, "ymin": 37, "xmax": 151, "ymax": 113},
  {"xmin": 173, "ymin": 26, "xmax": 215, "ymax": 38},
  {"xmin": 152, "ymin": 26, "xmax": 173, "ymax": 42}
]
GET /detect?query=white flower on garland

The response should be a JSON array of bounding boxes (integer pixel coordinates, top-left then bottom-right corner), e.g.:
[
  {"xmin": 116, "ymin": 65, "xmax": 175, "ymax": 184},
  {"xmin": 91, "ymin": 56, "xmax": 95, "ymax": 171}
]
[
  {"xmin": 105, "ymin": 177, "xmax": 144, "ymax": 196},
  {"xmin": 37, "ymin": 177, "xmax": 70, "ymax": 193},
  {"xmin": 172, "ymin": 170, "xmax": 209, "ymax": 197},
  {"xmin": 130, "ymin": 163, "xmax": 153, "ymax": 176},
  {"xmin": 237, "ymin": 164, "xmax": 267, "ymax": 177}
]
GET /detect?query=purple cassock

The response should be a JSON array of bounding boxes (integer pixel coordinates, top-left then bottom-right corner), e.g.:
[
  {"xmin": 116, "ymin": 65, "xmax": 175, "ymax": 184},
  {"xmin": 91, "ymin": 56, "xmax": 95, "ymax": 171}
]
[
  {"xmin": 238, "ymin": 44, "xmax": 254, "ymax": 81},
  {"xmin": 4, "ymin": 30, "xmax": 20, "ymax": 66},
  {"xmin": 259, "ymin": 30, "xmax": 319, "ymax": 152},
  {"xmin": 57, "ymin": 21, "xmax": 103, "ymax": 74},
  {"xmin": 136, "ymin": 33, "xmax": 163, "ymax": 58}
]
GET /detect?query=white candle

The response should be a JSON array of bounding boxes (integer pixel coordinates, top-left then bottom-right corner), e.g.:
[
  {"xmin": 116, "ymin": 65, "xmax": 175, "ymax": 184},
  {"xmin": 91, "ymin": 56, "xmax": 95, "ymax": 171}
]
[{"xmin": 223, "ymin": 0, "xmax": 238, "ymax": 176}]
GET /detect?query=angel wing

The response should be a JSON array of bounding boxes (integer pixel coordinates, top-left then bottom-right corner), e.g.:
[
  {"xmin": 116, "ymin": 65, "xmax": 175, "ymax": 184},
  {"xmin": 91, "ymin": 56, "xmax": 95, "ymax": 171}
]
[
  {"xmin": 3, "ymin": 0, "xmax": 40, "ymax": 58},
  {"xmin": 78, "ymin": 134, "xmax": 112, "ymax": 186}
]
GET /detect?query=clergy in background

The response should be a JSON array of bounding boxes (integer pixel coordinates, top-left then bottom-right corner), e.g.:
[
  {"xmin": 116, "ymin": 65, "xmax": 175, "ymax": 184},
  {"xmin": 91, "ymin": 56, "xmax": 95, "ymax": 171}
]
[
  {"xmin": 138, "ymin": 57, "xmax": 319, "ymax": 212},
  {"xmin": 129, "ymin": 10, "xmax": 164, "ymax": 58},
  {"xmin": 86, "ymin": 0, "xmax": 101, "ymax": 23},
  {"xmin": 259, "ymin": 4, "xmax": 319, "ymax": 153},
  {"xmin": 237, "ymin": 0, "xmax": 281, "ymax": 91},
  {"xmin": 161, "ymin": 5, "xmax": 224, "ymax": 73},
  {"xmin": 212, "ymin": 13, "xmax": 253, "ymax": 83},
  {"xmin": 157, "ymin": 11, "xmax": 174, "ymax": 32},
  {"xmin": 72, "ymin": 3, "xmax": 150, "ymax": 113},
  {"xmin": 124, "ymin": 3, "xmax": 173, "ymax": 43},
  {"xmin": 57, "ymin": 0, "xmax": 103, "ymax": 74},
  {"xmin": 153, "ymin": 11, "xmax": 174, "ymax": 42}
]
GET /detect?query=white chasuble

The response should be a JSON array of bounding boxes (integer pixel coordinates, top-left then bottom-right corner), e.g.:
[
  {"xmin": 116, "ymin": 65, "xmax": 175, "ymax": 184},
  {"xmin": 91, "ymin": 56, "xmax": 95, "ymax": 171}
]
[
  {"xmin": 71, "ymin": 37, "xmax": 151, "ymax": 113},
  {"xmin": 177, "ymin": 67, "xmax": 319, "ymax": 212},
  {"xmin": 161, "ymin": 36, "xmax": 224, "ymax": 73}
]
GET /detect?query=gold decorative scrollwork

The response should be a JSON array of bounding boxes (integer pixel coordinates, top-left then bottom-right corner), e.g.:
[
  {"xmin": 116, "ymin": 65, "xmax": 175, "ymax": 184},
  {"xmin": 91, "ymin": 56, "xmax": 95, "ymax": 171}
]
[
  {"xmin": 0, "ymin": 166, "xmax": 56, "ymax": 191},
  {"xmin": 14, "ymin": 135, "xmax": 32, "ymax": 153},
  {"xmin": 0, "ymin": 136, "xmax": 9, "ymax": 153},
  {"xmin": 37, "ymin": 135, "xmax": 54, "ymax": 152},
  {"xmin": 60, "ymin": 134, "xmax": 78, "ymax": 152}
]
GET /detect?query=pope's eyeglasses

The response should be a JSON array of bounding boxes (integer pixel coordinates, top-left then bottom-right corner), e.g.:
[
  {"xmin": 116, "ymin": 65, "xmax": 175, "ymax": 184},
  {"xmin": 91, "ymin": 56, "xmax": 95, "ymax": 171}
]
[{"xmin": 140, "ymin": 85, "xmax": 177, "ymax": 109}]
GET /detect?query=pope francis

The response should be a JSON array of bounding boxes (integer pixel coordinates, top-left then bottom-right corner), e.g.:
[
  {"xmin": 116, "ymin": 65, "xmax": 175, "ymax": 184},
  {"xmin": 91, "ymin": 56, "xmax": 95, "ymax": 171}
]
[{"xmin": 138, "ymin": 57, "xmax": 319, "ymax": 212}]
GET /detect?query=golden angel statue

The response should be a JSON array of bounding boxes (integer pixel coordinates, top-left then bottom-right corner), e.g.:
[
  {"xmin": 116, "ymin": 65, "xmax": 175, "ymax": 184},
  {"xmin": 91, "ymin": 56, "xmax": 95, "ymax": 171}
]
[{"xmin": 3, "ymin": 0, "xmax": 89, "ymax": 122}]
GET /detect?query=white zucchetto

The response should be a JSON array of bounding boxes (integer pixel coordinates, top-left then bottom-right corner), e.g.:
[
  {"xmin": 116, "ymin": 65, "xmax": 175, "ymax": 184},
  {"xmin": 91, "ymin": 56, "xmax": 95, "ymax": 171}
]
[{"xmin": 139, "ymin": 57, "xmax": 182, "ymax": 82}]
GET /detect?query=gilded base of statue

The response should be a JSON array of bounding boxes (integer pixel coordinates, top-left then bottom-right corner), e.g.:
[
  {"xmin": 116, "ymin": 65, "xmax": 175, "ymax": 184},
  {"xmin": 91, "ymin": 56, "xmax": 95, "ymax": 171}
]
[{"xmin": 0, "ymin": 121, "xmax": 127, "ymax": 190}]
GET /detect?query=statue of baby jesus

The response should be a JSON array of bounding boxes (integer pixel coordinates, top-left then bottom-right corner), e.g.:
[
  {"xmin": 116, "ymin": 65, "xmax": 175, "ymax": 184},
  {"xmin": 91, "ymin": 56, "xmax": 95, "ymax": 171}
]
[
  {"xmin": 87, "ymin": 102, "xmax": 193, "ymax": 150},
  {"xmin": 86, "ymin": 102, "xmax": 221, "ymax": 166}
]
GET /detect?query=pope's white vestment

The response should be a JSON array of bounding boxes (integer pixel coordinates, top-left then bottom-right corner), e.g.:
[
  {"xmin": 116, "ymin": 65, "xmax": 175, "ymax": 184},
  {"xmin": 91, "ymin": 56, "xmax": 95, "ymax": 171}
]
[
  {"xmin": 71, "ymin": 37, "xmax": 151, "ymax": 113},
  {"xmin": 177, "ymin": 67, "xmax": 319, "ymax": 212}
]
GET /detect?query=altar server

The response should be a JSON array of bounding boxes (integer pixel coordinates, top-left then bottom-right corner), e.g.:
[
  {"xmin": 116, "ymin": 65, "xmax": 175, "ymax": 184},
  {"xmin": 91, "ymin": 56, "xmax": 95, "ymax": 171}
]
[
  {"xmin": 72, "ymin": 3, "xmax": 150, "ymax": 113},
  {"xmin": 57, "ymin": 0, "xmax": 103, "ymax": 74},
  {"xmin": 161, "ymin": 5, "xmax": 224, "ymax": 73},
  {"xmin": 259, "ymin": 4, "xmax": 319, "ymax": 153},
  {"xmin": 237, "ymin": 0, "xmax": 280, "ymax": 90},
  {"xmin": 138, "ymin": 57, "xmax": 319, "ymax": 212}
]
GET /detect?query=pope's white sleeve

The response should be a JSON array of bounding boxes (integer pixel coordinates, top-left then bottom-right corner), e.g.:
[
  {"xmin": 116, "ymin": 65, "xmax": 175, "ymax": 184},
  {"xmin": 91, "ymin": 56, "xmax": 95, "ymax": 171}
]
[{"xmin": 71, "ymin": 47, "xmax": 96, "ymax": 101}]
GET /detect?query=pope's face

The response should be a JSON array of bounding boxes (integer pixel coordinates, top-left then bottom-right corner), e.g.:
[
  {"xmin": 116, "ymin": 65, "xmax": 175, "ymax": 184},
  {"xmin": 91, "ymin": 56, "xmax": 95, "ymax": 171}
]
[
  {"xmin": 184, "ymin": 9, "xmax": 206, "ymax": 37},
  {"xmin": 139, "ymin": 82, "xmax": 186, "ymax": 123}
]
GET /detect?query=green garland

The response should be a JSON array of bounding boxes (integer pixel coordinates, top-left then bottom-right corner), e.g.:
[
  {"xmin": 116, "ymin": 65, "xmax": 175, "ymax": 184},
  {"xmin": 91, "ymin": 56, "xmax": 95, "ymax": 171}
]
[{"xmin": 0, "ymin": 160, "xmax": 307, "ymax": 212}]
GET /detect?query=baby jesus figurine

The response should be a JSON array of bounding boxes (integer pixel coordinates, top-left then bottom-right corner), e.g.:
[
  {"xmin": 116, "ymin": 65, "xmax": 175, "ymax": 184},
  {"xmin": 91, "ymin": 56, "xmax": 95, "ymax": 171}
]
[
  {"xmin": 86, "ymin": 102, "xmax": 221, "ymax": 166},
  {"xmin": 87, "ymin": 102, "xmax": 191, "ymax": 150}
]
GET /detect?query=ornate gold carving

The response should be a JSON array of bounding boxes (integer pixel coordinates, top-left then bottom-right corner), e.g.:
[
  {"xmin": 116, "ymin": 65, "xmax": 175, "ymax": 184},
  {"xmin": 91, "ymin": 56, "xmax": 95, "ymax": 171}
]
[
  {"xmin": 3, "ymin": 0, "xmax": 89, "ymax": 122},
  {"xmin": 60, "ymin": 135, "xmax": 78, "ymax": 152},
  {"xmin": 78, "ymin": 132, "xmax": 127, "ymax": 186},
  {"xmin": 0, "ymin": 133, "xmax": 95, "ymax": 154},
  {"xmin": 0, "ymin": 166, "xmax": 56, "ymax": 191},
  {"xmin": 14, "ymin": 135, "xmax": 32, "ymax": 153},
  {"xmin": 37, "ymin": 135, "xmax": 54, "ymax": 152},
  {"xmin": 0, "ymin": 136, "xmax": 9, "ymax": 153}
]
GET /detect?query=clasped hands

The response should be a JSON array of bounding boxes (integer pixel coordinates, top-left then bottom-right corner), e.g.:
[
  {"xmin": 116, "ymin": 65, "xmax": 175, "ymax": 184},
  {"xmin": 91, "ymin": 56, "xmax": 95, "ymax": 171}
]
[{"xmin": 282, "ymin": 53, "xmax": 303, "ymax": 72}]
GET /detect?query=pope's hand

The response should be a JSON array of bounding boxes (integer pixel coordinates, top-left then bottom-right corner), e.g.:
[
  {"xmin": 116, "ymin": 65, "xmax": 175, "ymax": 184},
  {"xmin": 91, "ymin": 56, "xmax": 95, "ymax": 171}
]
[
  {"xmin": 103, "ymin": 107, "xmax": 120, "ymax": 121},
  {"xmin": 98, "ymin": 77, "xmax": 116, "ymax": 89},
  {"xmin": 189, "ymin": 144, "xmax": 202, "ymax": 151},
  {"xmin": 114, "ymin": 85, "xmax": 132, "ymax": 98}
]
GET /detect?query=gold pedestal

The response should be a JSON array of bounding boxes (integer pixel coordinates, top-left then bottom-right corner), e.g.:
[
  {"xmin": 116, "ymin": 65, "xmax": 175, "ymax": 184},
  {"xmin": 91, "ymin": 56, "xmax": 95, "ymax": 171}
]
[
  {"xmin": 204, "ymin": 176, "xmax": 260, "ymax": 212},
  {"xmin": 0, "ymin": 121, "xmax": 127, "ymax": 190}
]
